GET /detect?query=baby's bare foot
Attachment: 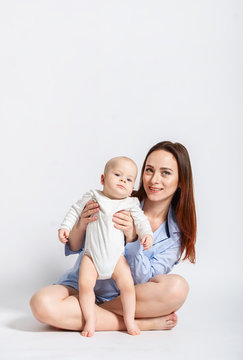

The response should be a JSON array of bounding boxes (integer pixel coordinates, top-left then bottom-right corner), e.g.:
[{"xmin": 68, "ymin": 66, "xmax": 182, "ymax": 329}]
[
  {"xmin": 81, "ymin": 320, "xmax": 95, "ymax": 337},
  {"xmin": 128, "ymin": 328, "xmax": 140, "ymax": 336},
  {"xmin": 126, "ymin": 320, "xmax": 140, "ymax": 336}
]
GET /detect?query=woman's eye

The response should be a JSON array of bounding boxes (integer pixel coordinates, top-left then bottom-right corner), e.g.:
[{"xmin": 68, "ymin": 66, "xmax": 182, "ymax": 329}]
[
  {"xmin": 162, "ymin": 171, "xmax": 170, "ymax": 176},
  {"xmin": 145, "ymin": 168, "xmax": 153, "ymax": 173}
]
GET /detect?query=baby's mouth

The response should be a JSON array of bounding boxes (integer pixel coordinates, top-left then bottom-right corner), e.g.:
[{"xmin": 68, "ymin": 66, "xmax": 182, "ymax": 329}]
[{"xmin": 117, "ymin": 184, "xmax": 125, "ymax": 189}]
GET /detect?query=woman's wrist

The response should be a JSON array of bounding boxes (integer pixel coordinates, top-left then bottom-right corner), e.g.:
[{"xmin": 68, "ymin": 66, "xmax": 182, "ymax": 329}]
[
  {"xmin": 75, "ymin": 221, "xmax": 85, "ymax": 232},
  {"xmin": 68, "ymin": 223, "xmax": 85, "ymax": 251},
  {"xmin": 125, "ymin": 234, "xmax": 138, "ymax": 243}
]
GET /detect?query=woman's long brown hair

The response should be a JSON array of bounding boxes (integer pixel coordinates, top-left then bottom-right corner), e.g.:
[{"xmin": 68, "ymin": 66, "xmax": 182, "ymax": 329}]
[{"xmin": 134, "ymin": 141, "xmax": 196, "ymax": 263}]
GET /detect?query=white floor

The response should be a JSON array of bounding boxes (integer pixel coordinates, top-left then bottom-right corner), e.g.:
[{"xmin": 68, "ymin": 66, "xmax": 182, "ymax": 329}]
[{"xmin": 0, "ymin": 287, "xmax": 242, "ymax": 360}]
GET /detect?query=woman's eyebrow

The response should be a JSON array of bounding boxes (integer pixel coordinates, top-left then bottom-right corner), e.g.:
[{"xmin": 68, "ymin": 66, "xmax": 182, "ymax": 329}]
[
  {"xmin": 161, "ymin": 167, "xmax": 173, "ymax": 172},
  {"xmin": 146, "ymin": 164, "xmax": 173, "ymax": 172}
]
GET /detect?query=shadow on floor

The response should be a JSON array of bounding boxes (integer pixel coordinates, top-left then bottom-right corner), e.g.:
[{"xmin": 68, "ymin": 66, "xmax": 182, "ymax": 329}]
[{"xmin": 8, "ymin": 316, "xmax": 61, "ymax": 332}]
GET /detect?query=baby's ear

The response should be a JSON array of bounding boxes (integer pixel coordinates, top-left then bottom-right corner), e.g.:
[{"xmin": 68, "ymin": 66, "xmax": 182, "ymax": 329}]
[{"xmin": 101, "ymin": 174, "xmax": 105, "ymax": 185}]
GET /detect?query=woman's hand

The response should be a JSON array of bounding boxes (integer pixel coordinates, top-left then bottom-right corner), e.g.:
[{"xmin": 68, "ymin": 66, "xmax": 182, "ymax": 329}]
[
  {"xmin": 68, "ymin": 200, "xmax": 99, "ymax": 252},
  {"xmin": 77, "ymin": 200, "xmax": 99, "ymax": 232},
  {"xmin": 112, "ymin": 210, "xmax": 137, "ymax": 243}
]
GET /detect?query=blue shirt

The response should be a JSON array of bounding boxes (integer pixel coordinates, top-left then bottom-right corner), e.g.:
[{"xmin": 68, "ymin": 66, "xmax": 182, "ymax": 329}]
[{"xmin": 56, "ymin": 205, "xmax": 181, "ymax": 303}]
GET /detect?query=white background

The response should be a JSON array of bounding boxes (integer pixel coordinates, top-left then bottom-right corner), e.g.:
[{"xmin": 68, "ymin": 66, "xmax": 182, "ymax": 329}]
[{"xmin": 0, "ymin": 1, "xmax": 242, "ymax": 359}]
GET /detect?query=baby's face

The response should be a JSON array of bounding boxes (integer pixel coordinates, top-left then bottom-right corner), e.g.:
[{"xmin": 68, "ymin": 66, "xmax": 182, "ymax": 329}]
[{"xmin": 101, "ymin": 159, "xmax": 137, "ymax": 199}]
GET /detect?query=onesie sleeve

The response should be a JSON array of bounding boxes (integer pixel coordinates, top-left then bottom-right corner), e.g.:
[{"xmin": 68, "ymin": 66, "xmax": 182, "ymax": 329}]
[
  {"xmin": 60, "ymin": 191, "xmax": 93, "ymax": 231},
  {"xmin": 125, "ymin": 233, "xmax": 181, "ymax": 285},
  {"xmin": 129, "ymin": 198, "xmax": 153, "ymax": 239}
]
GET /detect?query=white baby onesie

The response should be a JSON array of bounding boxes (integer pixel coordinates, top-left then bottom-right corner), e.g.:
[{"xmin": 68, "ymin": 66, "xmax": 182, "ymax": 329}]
[{"xmin": 60, "ymin": 189, "xmax": 153, "ymax": 280}]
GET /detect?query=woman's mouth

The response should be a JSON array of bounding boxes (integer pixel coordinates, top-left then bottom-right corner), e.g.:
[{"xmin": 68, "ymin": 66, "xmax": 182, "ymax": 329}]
[{"xmin": 149, "ymin": 186, "xmax": 163, "ymax": 193}]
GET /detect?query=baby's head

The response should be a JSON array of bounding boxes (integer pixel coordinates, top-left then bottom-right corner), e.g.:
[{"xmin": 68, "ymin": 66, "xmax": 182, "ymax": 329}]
[{"xmin": 101, "ymin": 157, "xmax": 138, "ymax": 199}]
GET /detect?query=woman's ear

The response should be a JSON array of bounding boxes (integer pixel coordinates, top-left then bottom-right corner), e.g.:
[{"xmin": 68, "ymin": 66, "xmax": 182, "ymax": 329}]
[{"xmin": 101, "ymin": 174, "xmax": 105, "ymax": 185}]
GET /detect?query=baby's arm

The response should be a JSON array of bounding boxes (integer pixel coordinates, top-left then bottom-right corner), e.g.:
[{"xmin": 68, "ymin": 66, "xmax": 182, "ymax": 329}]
[
  {"xmin": 68, "ymin": 200, "xmax": 99, "ymax": 252},
  {"xmin": 58, "ymin": 191, "xmax": 93, "ymax": 243},
  {"xmin": 58, "ymin": 228, "xmax": 70, "ymax": 244},
  {"xmin": 140, "ymin": 234, "xmax": 153, "ymax": 250},
  {"xmin": 129, "ymin": 198, "xmax": 153, "ymax": 250}
]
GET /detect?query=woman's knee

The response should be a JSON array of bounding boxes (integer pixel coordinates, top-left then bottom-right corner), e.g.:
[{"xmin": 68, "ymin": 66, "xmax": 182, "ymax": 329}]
[
  {"xmin": 30, "ymin": 288, "xmax": 58, "ymax": 324},
  {"xmin": 152, "ymin": 274, "xmax": 189, "ymax": 307},
  {"xmin": 166, "ymin": 274, "xmax": 189, "ymax": 306}
]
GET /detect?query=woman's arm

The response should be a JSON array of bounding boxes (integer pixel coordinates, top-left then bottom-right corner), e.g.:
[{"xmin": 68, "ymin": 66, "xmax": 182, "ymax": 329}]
[
  {"xmin": 112, "ymin": 208, "xmax": 181, "ymax": 284},
  {"xmin": 125, "ymin": 235, "xmax": 181, "ymax": 284},
  {"xmin": 68, "ymin": 200, "xmax": 99, "ymax": 251}
]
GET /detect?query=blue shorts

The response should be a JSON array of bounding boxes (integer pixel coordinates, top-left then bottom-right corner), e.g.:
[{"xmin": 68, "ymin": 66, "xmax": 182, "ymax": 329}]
[{"xmin": 55, "ymin": 250, "xmax": 120, "ymax": 304}]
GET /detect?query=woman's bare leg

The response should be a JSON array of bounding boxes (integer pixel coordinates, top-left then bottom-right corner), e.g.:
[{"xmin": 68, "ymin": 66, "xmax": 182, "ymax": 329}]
[
  {"xmin": 78, "ymin": 255, "xmax": 98, "ymax": 337},
  {"xmin": 101, "ymin": 274, "xmax": 189, "ymax": 318},
  {"xmin": 30, "ymin": 274, "xmax": 188, "ymax": 331},
  {"xmin": 112, "ymin": 256, "xmax": 140, "ymax": 335},
  {"xmin": 30, "ymin": 284, "xmax": 128, "ymax": 331}
]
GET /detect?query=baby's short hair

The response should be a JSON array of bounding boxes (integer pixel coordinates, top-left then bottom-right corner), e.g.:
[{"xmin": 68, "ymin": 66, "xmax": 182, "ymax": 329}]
[{"xmin": 104, "ymin": 156, "xmax": 138, "ymax": 176}]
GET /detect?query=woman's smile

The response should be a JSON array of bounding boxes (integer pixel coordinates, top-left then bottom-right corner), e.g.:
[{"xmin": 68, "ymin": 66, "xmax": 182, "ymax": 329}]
[{"xmin": 148, "ymin": 186, "xmax": 163, "ymax": 193}]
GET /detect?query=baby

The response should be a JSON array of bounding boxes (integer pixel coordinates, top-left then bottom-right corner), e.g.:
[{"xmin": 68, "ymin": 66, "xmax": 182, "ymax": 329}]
[{"xmin": 58, "ymin": 156, "xmax": 153, "ymax": 337}]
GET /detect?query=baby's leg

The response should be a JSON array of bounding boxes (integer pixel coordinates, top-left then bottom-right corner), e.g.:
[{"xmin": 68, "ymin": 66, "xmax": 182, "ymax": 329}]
[
  {"xmin": 79, "ymin": 254, "xmax": 98, "ymax": 337},
  {"xmin": 112, "ymin": 256, "xmax": 140, "ymax": 335}
]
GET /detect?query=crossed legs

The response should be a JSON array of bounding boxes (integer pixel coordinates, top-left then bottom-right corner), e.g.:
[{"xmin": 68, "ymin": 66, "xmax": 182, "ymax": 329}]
[{"xmin": 30, "ymin": 273, "xmax": 189, "ymax": 332}]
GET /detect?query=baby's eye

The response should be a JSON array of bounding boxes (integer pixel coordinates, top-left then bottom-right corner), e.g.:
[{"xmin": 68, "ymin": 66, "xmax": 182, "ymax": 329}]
[
  {"xmin": 127, "ymin": 178, "xmax": 132, "ymax": 182},
  {"xmin": 115, "ymin": 173, "xmax": 120, "ymax": 177}
]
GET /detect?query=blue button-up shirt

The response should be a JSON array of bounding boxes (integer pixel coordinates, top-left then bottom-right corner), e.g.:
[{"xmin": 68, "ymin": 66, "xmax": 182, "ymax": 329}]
[{"xmin": 56, "ymin": 205, "xmax": 181, "ymax": 303}]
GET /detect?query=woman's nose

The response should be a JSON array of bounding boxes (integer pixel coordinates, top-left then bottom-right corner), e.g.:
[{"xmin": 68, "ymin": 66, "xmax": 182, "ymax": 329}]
[{"xmin": 151, "ymin": 172, "xmax": 160, "ymax": 183}]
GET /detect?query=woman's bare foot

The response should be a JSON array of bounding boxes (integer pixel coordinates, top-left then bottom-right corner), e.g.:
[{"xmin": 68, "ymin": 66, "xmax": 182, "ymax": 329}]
[
  {"xmin": 81, "ymin": 319, "xmax": 95, "ymax": 337},
  {"xmin": 153, "ymin": 312, "xmax": 178, "ymax": 330},
  {"xmin": 138, "ymin": 312, "xmax": 178, "ymax": 331}
]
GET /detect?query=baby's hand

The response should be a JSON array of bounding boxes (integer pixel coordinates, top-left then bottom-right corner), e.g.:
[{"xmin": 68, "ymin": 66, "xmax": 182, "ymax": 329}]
[
  {"xmin": 140, "ymin": 234, "xmax": 153, "ymax": 250},
  {"xmin": 58, "ymin": 228, "xmax": 70, "ymax": 244}
]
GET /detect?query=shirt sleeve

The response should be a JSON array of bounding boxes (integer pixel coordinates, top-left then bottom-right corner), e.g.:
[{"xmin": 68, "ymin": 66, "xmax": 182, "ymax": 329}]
[
  {"xmin": 64, "ymin": 241, "xmax": 84, "ymax": 256},
  {"xmin": 129, "ymin": 198, "xmax": 153, "ymax": 239},
  {"xmin": 60, "ymin": 191, "xmax": 93, "ymax": 231},
  {"xmin": 125, "ymin": 233, "xmax": 181, "ymax": 285}
]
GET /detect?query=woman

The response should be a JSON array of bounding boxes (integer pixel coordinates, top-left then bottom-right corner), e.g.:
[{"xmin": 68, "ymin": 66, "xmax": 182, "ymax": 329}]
[{"xmin": 30, "ymin": 141, "xmax": 196, "ymax": 331}]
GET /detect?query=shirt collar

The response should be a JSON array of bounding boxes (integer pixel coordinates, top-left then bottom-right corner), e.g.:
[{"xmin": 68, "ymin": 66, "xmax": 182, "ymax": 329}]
[{"xmin": 140, "ymin": 200, "xmax": 180, "ymax": 237}]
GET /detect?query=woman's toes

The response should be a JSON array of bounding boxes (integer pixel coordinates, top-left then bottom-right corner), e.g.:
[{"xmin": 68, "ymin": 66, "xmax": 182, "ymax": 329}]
[
  {"xmin": 165, "ymin": 313, "xmax": 177, "ymax": 329},
  {"xmin": 166, "ymin": 320, "xmax": 174, "ymax": 325},
  {"xmin": 171, "ymin": 313, "xmax": 178, "ymax": 322}
]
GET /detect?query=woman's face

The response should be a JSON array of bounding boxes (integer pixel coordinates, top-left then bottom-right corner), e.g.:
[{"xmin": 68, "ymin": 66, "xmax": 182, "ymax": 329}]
[{"xmin": 143, "ymin": 150, "xmax": 179, "ymax": 204}]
